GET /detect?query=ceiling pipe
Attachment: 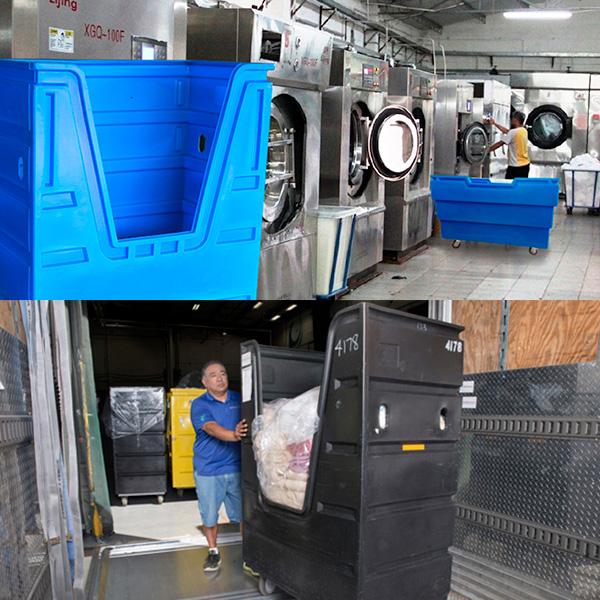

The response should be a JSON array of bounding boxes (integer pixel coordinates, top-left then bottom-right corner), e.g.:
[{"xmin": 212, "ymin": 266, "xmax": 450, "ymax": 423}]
[
  {"xmin": 312, "ymin": 0, "xmax": 434, "ymax": 51},
  {"xmin": 435, "ymin": 50, "xmax": 600, "ymax": 58}
]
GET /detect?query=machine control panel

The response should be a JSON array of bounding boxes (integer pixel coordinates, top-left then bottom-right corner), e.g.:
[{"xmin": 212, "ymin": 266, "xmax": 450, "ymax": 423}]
[
  {"xmin": 257, "ymin": 21, "xmax": 333, "ymax": 87},
  {"xmin": 339, "ymin": 52, "xmax": 388, "ymax": 91},
  {"xmin": 457, "ymin": 86, "xmax": 474, "ymax": 114},
  {"xmin": 418, "ymin": 76, "xmax": 434, "ymax": 98},
  {"xmin": 186, "ymin": 9, "xmax": 333, "ymax": 90},
  {"xmin": 131, "ymin": 37, "xmax": 167, "ymax": 60},
  {"xmin": 361, "ymin": 63, "xmax": 385, "ymax": 90}
]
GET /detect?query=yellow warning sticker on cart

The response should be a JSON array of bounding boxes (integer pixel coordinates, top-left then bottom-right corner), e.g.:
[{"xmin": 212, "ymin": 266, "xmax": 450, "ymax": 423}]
[{"xmin": 402, "ymin": 444, "xmax": 425, "ymax": 452}]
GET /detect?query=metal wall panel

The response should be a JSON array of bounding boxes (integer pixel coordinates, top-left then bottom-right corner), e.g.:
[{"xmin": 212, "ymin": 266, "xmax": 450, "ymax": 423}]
[
  {"xmin": 452, "ymin": 362, "xmax": 600, "ymax": 600},
  {"xmin": 2, "ymin": 0, "xmax": 186, "ymax": 59},
  {"xmin": 0, "ymin": 315, "xmax": 50, "ymax": 600}
]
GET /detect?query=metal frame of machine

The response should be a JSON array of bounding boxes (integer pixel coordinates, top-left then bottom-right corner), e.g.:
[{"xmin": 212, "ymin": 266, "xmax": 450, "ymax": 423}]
[
  {"xmin": 187, "ymin": 8, "xmax": 333, "ymax": 300},
  {"xmin": 383, "ymin": 66, "xmax": 435, "ymax": 256},
  {"xmin": 511, "ymin": 73, "xmax": 590, "ymax": 180},
  {"xmin": 0, "ymin": 0, "xmax": 186, "ymax": 59},
  {"xmin": 320, "ymin": 49, "xmax": 421, "ymax": 278}
]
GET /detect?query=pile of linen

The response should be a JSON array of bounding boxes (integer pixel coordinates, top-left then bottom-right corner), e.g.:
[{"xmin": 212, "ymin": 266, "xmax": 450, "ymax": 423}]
[{"xmin": 252, "ymin": 387, "xmax": 320, "ymax": 511}]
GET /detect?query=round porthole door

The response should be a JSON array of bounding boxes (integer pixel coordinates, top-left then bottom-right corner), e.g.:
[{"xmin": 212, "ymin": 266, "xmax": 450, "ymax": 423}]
[
  {"xmin": 348, "ymin": 102, "xmax": 372, "ymax": 198},
  {"xmin": 264, "ymin": 99, "xmax": 304, "ymax": 234},
  {"xmin": 526, "ymin": 104, "xmax": 571, "ymax": 150},
  {"xmin": 410, "ymin": 106, "xmax": 426, "ymax": 184},
  {"xmin": 367, "ymin": 105, "xmax": 421, "ymax": 182},
  {"xmin": 461, "ymin": 122, "xmax": 489, "ymax": 165}
]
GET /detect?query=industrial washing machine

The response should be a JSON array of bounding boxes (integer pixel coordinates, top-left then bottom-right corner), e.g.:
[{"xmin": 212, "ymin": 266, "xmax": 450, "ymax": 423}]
[
  {"xmin": 454, "ymin": 79, "xmax": 512, "ymax": 178},
  {"xmin": 320, "ymin": 50, "xmax": 421, "ymax": 278},
  {"xmin": 0, "ymin": 0, "xmax": 186, "ymax": 59},
  {"xmin": 187, "ymin": 8, "xmax": 332, "ymax": 300},
  {"xmin": 383, "ymin": 66, "xmax": 435, "ymax": 257},
  {"xmin": 478, "ymin": 80, "xmax": 512, "ymax": 178},
  {"xmin": 587, "ymin": 75, "xmax": 600, "ymax": 157},
  {"xmin": 511, "ymin": 73, "xmax": 590, "ymax": 180},
  {"xmin": 434, "ymin": 80, "xmax": 490, "ymax": 177}
]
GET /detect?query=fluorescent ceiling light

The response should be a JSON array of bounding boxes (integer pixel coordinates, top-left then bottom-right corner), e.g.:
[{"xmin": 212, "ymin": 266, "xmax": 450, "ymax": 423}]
[
  {"xmin": 270, "ymin": 314, "xmax": 281, "ymax": 322},
  {"xmin": 285, "ymin": 304, "xmax": 298, "ymax": 312},
  {"xmin": 253, "ymin": 301, "xmax": 263, "ymax": 310},
  {"xmin": 192, "ymin": 303, "xmax": 200, "ymax": 311},
  {"xmin": 503, "ymin": 10, "xmax": 572, "ymax": 20}
]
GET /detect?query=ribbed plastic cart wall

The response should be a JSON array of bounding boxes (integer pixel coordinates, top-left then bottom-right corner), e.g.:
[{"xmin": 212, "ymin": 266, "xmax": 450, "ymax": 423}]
[
  {"xmin": 240, "ymin": 304, "xmax": 464, "ymax": 600},
  {"xmin": 168, "ymin": 388, "xmax": 205, "ymax": 490},
  {"xmin": 431, "ymin": 176, "xmax": 560, "ymax": 250},
  {"xmin": 0, "ymin": 60, "xmax": 272, "ymax": 299}
]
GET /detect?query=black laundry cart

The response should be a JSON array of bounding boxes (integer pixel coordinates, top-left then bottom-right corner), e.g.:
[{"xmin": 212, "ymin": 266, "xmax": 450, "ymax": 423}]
[
  {"xmin": 240, "ymin": 303, "xmax": 464, "ymax": 600},
  {"xmin": 108, "ymin": 387, "xmax": 168, "ymax": 506}
]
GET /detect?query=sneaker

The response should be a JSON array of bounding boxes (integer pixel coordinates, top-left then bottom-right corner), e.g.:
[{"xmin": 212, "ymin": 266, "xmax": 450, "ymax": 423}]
[{"xmin": 204, "ymin": 551, "xmax": 222, "ymax": 572}]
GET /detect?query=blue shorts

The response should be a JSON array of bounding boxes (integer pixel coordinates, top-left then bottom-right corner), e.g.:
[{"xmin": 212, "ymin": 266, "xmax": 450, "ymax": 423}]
[{"xmin": 194, "ymin": 471, "xmax": 242, "ymax": 528}]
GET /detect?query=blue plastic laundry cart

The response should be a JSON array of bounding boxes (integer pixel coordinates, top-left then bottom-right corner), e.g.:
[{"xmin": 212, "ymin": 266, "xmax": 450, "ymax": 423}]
[
  {"xmin": 431, "ymin": 176, "xmax": 560, "ymax": 254},
  {"xmin": 0, "ymin": 60, "xmax": 273, "ymax": 299}
]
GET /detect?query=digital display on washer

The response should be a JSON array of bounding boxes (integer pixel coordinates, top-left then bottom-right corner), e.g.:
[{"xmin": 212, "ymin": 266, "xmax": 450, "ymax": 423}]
[
  {"xmin": 362, "ymin": 64, "xmax": 382, "ymax": 90},
  {"xmin": 131, "ymin": 37, "xmax": 168, "ymax": 60},
  {"xmin": 260, "ymin": 30, "xmax": 282, "ymax": 62}
]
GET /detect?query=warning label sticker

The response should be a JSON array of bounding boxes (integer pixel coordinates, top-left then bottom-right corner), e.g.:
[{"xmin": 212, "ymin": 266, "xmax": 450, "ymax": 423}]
[{"xmin": 49, "ymin": 27, "xmax": 74, "ymax": 53}]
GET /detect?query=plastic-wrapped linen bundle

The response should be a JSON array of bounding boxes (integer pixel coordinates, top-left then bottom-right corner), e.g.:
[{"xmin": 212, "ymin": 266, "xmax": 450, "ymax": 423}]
[
  {"xmin": 104, "ymin": 387, "xmax": 165, "ymax": 439},
  {"xmin": 252, "ymin": 387, "xmax": 320, "ymax": 511}
]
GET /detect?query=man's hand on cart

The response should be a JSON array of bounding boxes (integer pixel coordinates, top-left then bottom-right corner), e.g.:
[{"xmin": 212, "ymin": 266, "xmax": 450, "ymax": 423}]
[{"xmin": 235, "ymin": 419, "xmax": 248, "ymax": 440}]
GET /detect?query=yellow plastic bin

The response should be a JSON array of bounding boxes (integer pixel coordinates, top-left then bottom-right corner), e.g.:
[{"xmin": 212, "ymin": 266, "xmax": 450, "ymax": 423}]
[{"xmin": 168, "ymin": 388, "xmax": 205, "ymax": 492}]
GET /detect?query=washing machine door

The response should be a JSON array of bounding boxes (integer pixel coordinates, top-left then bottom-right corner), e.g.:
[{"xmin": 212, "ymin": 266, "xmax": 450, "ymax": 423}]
[
  {"xmin": 460, "ymin": 122, "xmax": 489, "ymax": 165},
  {"xmin": 264, "ymin": 102, "xmax": 302, "ymax": 234},
  {"xmin": 368, "ymin": 105, "xmax": 421, "ymax": 182},
  {"xmin": 526, "ymin": 104, "xmax": 571, "ymax": 150},
  {"xmin": 348, "ymin": 102, "xmax": 372, "ymax": 197},
  {"xmin": 410, "ymin": 106, "xmax": 426, "ymax": 185}
]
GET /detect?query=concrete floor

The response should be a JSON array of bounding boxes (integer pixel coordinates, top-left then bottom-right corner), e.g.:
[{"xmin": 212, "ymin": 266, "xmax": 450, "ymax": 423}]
[
  {"xmin": 110, "ymin": 500, "xmax": 231, "ymax": 543},
  {"xmin": 347, "ymin": 207, "xmax": 600, "ymax": 300}
]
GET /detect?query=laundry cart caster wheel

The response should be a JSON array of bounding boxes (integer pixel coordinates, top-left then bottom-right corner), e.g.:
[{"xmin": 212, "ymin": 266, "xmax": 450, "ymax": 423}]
[
  {"xmin": 452, "ymin": 240, "xmax": 461, "ymax": 249},
  {"xmin": 258, "ymin": 576, "xmax": 277, "ymax": 596},
  {"xmin": 529, "ymin": 247, "xmax": 538, "ymax": 256},
  {"xmin": 121, "ymin": 497, "xmax": 128, "ymax": 507},
  {"xmin": 567, "ymin": 207, "xmax": 573, "ymax": 215},
  {"xmin": 157, "ymin": 495, "xmax": 164, "ymax": 505}
]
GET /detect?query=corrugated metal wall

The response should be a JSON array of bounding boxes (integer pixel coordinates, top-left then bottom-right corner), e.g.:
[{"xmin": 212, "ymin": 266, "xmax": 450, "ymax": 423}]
[
  {"xmin": 452, "ymin": 361, "xmax": 600, "ymax": 599},
  {"xmin": 0, "ymin": 302, "xmax": 51, "ymax": 600}
]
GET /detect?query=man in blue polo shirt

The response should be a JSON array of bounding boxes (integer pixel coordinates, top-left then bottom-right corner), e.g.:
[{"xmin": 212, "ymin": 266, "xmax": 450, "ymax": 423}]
[{"xmin": 191, "ymin": 360, "xmax": 248, "ymax": 572}]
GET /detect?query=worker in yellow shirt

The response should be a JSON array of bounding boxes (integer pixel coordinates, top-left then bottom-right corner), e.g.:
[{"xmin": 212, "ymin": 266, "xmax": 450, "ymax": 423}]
[{"xmin": 488, "ymin": 111, "xmax": 531, "ymax": 179}]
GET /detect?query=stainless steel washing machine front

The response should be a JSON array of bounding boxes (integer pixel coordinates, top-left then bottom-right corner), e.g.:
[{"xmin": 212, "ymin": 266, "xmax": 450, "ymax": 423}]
[
  {"xmin": 320, "ymin": 50, "xmax": 421, "ymax": 277},
  {"xmin": 1, "ymin": 0, "xmax": 186, "ymax": 59},
  {"xmin": 434, "ymin": 80, "xmax": 490, "ymax": 178},
  {"xmin": 187, "ymin": 7, "xmax": 333, "ymax": 299},
  {"xmin": 384, "ymin": 66, "xmax": 435, "ymax": 255},
  {"xmin": 587, "ymin": 75, "xmax": 600, "ymax": 158},
  {"xmin": 511, "ymin": 72, "xmax": 590, "ymax": 179}
]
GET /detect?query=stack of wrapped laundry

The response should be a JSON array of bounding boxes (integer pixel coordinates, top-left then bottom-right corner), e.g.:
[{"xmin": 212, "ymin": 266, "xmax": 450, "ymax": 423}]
[
  {"xmin": 561, "ymin": 153, "xmax": 600, "ymax": 171},
  {"xmin": 252, "ymin": 387, "xmax": 320, "ymax": 511},
  {"xmin": 561, "ymin": 153, "xmax": 600, "ymax": 210}
]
